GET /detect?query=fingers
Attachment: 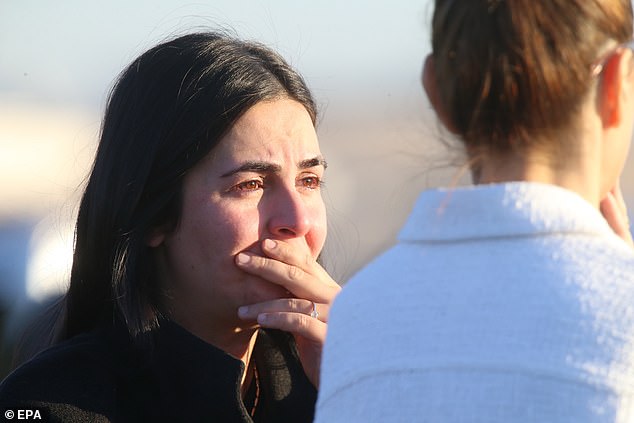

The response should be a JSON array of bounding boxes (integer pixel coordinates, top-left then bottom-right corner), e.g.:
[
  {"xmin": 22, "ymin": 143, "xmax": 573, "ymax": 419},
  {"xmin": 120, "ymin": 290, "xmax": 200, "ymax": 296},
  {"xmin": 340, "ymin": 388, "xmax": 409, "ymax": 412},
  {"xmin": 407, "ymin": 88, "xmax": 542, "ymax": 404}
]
[
  {"xmin": 238, "ymin": 299, "xmax": 327, "ymax": 342},
  {"xmin": 236, "ymin": 252, "xmax": 307, "ymax": 287},
  {"xmin": 611, "ymin": 181, "xmax": 628, "ymax": 217},
  {"xmin": 256, "ymin": 310, "xmax": 327, "ymax": 343},
  {"xmin": 239, "ymin": 298, "xmax": 329, "ymax": 322},
  {"xmin": 235, "ymin": 240, "xmax": 340, "ymax": 303},
  {"xmin": 600, "ymin": 189, "xmax": 634, "ymax": 248},
  {"xmin": 262, "ymin": 239, "xmax": 340, "ymax": 288},
  {"xmin": 260, "ymin": 238, "xmax": 312, "ymax": 270},
  {"xmin": 235, "ymin": 240, "xmax": 335, "ymax": 389}
]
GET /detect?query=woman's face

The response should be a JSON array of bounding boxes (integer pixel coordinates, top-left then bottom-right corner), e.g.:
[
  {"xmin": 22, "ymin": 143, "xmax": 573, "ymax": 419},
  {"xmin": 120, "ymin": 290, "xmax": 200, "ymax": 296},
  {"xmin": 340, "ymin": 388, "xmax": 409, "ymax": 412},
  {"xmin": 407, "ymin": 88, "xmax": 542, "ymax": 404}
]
[{"xmin": 152, "ymin": 98, "xmax": 327, "ymax": 335}]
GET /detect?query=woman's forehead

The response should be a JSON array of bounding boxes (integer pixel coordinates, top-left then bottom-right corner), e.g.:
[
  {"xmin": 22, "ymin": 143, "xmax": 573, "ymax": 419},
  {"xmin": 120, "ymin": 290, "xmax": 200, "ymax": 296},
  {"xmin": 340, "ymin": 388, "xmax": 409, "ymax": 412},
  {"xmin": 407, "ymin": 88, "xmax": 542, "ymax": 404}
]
[
  {"xmin": 213, "ymin": 99, "xmax": 320, "ymax": 161},
  {"xmin": 229, "ymin": 99, "xmax": 315, "ymax": 139}
]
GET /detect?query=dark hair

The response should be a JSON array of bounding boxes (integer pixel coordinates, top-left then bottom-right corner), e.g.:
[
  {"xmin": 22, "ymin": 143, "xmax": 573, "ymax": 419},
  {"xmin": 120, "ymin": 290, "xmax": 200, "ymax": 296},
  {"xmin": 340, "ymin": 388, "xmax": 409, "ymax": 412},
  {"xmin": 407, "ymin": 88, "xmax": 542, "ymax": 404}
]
[
  {"xmin": 62, "ymin": 32, "xmax": 316, "ymax": 342},
  {"xmin": 430, "ymin": 0, "xmax": 633, "ymax": 155}
]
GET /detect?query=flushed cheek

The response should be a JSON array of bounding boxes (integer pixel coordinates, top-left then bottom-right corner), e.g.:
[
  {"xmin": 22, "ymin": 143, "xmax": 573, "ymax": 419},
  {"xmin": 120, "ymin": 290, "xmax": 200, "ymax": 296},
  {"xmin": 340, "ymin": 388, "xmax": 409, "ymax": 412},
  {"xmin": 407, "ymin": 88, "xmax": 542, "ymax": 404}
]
[
  {"xmin": 307, "ymin": 205, "xmax": 328, "ymax": 258},
  {"xmin": 212, "ymin": 204, "xmax": 263, "ymax": 255}
]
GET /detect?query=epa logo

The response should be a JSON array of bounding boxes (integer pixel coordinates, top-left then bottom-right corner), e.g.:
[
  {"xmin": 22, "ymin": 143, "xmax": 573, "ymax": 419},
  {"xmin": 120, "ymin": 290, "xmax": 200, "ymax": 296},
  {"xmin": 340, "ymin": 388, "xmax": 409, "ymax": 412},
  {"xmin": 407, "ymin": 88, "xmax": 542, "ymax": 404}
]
[{"xmin": 4, "ymin": 409, "xmax": 42, "ymax": 420}]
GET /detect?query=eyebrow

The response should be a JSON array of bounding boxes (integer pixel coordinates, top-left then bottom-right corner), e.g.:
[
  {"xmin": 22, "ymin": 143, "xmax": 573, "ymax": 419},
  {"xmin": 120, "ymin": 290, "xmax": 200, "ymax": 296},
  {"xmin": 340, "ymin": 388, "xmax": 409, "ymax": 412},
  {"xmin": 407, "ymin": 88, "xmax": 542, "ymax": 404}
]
[
  {"xmin": 221, "ymin": 156, "xmax": 327, "ymax": 178},
  {"xmin": 299, "ymin": 156, "xmax": 328, "ymax": 170}
]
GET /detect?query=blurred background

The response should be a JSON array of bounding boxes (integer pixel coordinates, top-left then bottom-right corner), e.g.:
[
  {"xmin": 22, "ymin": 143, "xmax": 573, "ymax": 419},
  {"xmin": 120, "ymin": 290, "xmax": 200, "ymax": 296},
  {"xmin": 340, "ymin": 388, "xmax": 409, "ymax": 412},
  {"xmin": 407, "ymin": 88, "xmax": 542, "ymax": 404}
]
[{"xmin": 1, "ymin": 0, "xmax": 633, "ymax": 379}]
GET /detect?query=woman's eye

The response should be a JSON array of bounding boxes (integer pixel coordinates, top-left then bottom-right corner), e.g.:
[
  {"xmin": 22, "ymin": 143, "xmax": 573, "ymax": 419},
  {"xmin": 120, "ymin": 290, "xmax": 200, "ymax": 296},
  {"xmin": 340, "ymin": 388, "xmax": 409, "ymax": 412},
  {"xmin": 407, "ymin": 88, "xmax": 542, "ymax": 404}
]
[
  {"xmin": 300, "ymin": 176, "xmax": 322, "ymax": 189},
  {"xmin": 233, "ymin": 180, "xmax": 263, "ymax": 192}
]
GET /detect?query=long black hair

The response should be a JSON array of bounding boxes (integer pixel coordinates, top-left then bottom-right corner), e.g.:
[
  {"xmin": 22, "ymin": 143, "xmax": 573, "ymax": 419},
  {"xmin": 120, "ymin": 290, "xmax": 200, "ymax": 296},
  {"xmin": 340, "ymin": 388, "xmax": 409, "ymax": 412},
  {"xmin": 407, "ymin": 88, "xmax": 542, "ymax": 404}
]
[{"xmin": 63, "ymin": 32, "xmax": 317, "ymax": 342}]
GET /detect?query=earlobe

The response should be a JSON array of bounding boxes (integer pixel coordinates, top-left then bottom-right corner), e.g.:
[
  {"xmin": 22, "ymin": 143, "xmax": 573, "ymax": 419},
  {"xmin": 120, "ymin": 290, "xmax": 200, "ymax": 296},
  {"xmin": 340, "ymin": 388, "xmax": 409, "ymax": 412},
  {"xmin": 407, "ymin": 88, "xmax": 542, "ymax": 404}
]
[
  {"xmin": 145, "ymin": 228, "xmax": 166, "ymax": 248},
  {"xmin": 422, "ymin": 54, "xmax": 459, "ymax": 134}
]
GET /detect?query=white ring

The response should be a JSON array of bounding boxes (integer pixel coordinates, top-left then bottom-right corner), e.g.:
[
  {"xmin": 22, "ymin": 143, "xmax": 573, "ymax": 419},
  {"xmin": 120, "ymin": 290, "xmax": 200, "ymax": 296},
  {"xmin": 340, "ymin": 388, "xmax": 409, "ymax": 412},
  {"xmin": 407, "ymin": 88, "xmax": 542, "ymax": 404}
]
[{"xmin": 310, "ymin": 301, "xmax": 319, "ymax": 319}]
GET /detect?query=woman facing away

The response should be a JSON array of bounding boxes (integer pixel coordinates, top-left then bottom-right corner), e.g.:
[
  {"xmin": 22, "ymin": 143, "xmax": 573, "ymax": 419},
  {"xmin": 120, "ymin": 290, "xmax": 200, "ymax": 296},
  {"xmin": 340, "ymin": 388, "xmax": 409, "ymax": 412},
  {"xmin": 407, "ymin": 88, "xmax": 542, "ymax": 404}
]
[
  {"xmin": 316, "ymin": 0, "xmax": 634, "ymax": 422},
  {"xmin": 0, "ymin": 32, "xmax": 340, "ymax": 422}
]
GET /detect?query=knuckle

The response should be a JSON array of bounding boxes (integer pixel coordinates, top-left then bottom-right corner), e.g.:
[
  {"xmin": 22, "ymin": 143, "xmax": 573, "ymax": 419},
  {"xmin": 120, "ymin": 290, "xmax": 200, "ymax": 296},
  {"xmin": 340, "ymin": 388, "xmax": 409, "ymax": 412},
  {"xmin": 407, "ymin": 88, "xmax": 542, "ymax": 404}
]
[
  {"xmin": 284, "ymin": 298, "xmax": 297, "ymax": 311},
  {"xmin": 287, "ymin": 265, "xmax": 304, "ymax": 282},
  {"xmin": 258, "ymin": 255, "xmax": 273, "ymax": 269},
  {"xmin": 278, "ymin": 242, "xmax": 292, "ymax": 257},
  {"xmin": 296, "ymin": 314, "xmax": 311, "ymax": 332},
  {"xmin": 255, "ymin": 255, "xmax": 277, "ymax": 273},
  {"xmin": 247, "ymin": 254, "xmax": 266, "ymax": 269}
]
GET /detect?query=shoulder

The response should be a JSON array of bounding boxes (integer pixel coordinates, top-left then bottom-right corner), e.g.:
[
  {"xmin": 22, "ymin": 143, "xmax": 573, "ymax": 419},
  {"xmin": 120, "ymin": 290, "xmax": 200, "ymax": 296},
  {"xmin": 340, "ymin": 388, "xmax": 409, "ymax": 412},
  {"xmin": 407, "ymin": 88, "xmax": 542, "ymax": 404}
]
[
  {"xmin": 329, "ymin": 243, "xmax": 411, "ymax": 325},
  {"xmin": 0, "ymin": 329, "xmax": 119, "ymax": 418},
  {"xmin": 318, "ymin": 245, "xmax": 409, "ymax": 404}
]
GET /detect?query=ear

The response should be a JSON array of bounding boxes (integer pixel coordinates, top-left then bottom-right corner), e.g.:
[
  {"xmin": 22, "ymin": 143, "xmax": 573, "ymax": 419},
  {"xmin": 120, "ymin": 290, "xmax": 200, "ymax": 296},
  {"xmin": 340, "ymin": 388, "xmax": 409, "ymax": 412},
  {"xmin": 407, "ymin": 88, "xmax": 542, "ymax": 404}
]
[
  {"xmin": 597, "ymin": 49, "xmax": 630, "ymax": 128},
  {"xmin": 145, "ymin": 226, "xmax": 167, "ymax": 248},
  {"xmin": 422, "ymin": 54, "xmax": 459, "ymax": 134}
]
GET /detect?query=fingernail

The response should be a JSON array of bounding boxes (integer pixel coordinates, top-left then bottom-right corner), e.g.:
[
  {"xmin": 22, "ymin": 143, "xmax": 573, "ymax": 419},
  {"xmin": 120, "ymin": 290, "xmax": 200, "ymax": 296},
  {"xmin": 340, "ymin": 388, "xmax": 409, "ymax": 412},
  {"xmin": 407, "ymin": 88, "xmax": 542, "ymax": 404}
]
[
  {"xmin": 238, "ymin": 306, "xmax": 248, "ymax": 317},
  {"xmin": 263, "ymin": 239, "xmax": 277, "ymax": 250},
  {"xmin": 257, "ymin": 314, "xmax": 268, "ymax": 324},
  {"xmin": 236, "ymin": 253, "xmax": 251, "ymax": 265}
]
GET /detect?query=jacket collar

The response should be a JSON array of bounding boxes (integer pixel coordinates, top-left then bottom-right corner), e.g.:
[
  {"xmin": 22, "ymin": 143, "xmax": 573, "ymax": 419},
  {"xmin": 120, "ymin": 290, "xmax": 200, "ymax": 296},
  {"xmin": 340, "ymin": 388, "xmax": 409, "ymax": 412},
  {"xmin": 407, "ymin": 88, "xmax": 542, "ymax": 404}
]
[
  {"xmin": 399, "ymin": 182, "xmax": 615, "ymax": 243},
  {"xmin": 108, "ymin": 320, "xmax": 316, "ymax": 421}
]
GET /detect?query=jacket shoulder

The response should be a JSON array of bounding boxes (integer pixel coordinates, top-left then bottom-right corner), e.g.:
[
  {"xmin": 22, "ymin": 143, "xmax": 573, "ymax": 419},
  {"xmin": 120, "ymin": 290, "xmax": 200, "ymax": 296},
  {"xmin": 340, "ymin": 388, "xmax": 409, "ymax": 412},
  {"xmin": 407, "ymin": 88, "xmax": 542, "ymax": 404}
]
[{"xmin": 0, "ymin": 331, "xmax": 117, "ymax": 420}]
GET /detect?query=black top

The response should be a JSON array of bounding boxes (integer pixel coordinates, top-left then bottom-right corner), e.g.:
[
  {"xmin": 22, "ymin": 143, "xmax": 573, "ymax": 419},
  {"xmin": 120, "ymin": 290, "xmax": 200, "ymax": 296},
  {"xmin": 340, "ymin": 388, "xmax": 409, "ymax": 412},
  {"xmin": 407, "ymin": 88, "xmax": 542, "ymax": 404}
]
[{"xmin": 0, "ymin": 321, "xmax": 316, "ymax": 422}]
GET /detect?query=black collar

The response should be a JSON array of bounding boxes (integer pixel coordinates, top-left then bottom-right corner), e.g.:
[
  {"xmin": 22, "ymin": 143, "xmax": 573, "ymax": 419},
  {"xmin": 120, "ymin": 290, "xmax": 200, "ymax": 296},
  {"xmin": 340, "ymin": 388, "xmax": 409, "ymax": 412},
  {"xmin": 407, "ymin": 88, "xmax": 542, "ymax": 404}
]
[{"xmin": 106, "ymin": 320, "xmax": 316, "ymax": 422}]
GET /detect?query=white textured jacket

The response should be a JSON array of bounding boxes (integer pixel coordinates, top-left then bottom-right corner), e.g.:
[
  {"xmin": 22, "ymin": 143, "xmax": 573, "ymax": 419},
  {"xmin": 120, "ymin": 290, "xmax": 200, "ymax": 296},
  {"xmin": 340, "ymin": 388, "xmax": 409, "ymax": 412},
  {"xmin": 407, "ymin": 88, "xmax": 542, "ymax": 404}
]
[{"xmin": 316, "ymin": 182, "xmax": 634, "ymax": 423}]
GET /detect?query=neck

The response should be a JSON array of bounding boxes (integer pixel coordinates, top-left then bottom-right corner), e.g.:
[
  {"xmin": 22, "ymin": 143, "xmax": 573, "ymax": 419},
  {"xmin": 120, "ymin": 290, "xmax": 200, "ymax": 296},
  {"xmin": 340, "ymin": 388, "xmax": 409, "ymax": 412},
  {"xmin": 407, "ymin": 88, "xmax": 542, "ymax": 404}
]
[{"xmin": 473, "ymin": 146, "xmax": 602, "ymax": 207}]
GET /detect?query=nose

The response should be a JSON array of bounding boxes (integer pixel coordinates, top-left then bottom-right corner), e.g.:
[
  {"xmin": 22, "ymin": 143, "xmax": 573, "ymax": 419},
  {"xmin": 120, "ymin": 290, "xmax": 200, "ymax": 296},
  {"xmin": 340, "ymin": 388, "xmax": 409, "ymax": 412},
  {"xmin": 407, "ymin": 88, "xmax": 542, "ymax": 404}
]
[{"xmin": 266, "ymin": 187, "xmax": 312, "ymax": 239}]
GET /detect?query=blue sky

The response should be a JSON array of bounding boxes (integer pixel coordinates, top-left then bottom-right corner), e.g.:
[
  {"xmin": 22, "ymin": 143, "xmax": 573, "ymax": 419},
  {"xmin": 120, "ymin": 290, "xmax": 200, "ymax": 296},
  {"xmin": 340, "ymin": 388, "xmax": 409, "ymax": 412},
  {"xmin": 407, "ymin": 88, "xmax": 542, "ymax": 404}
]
[{"xmin": 1, "ymin": 1, "xmax": 431, "ymax": 109}]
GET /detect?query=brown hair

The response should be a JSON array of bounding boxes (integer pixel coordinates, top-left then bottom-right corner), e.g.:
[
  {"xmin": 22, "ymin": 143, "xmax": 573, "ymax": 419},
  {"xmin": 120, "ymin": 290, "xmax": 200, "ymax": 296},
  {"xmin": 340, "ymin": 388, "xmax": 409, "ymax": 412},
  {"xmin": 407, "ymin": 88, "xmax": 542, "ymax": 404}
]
[{"xmin": 430, "ymin": 0, "xmax": 633, "ymax": 156}]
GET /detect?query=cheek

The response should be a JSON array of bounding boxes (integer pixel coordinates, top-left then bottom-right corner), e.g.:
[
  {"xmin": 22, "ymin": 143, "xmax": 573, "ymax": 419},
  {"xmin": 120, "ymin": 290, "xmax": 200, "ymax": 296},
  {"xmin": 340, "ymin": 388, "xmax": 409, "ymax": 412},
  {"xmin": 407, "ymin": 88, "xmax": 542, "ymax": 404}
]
[
  {"xmin": 207, "ymin": 203, "xmax": 262, "ymax": 255},
  {"xmin": 178, "ymin": 194, "xmax": 261, "ymax": 259},
  {"xmin": 307, "ymin": 199, "xmax": 328, "ymax": 257}
]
